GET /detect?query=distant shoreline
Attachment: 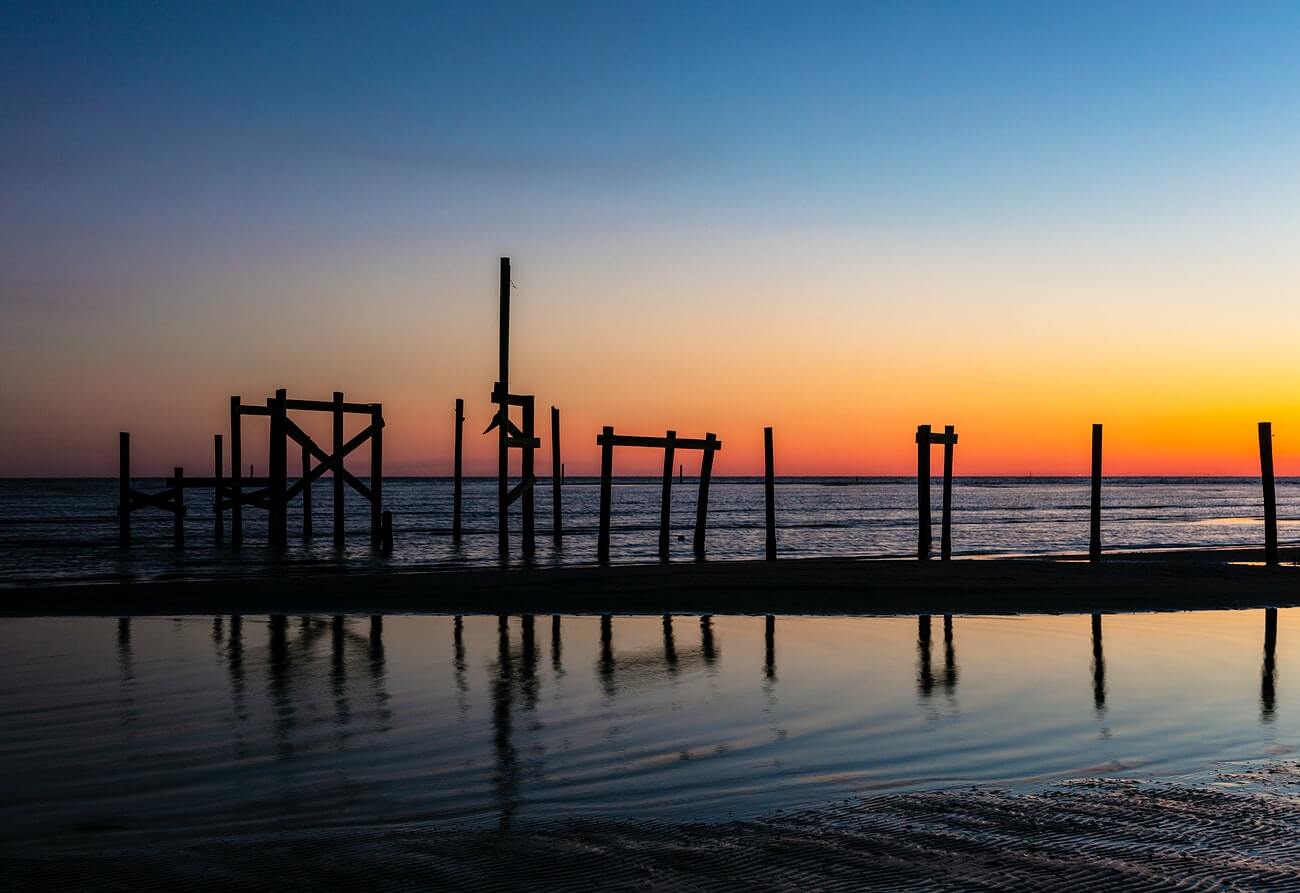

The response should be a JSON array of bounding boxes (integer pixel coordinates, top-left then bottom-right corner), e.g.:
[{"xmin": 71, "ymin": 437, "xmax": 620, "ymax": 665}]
[{"xmin": 3, "ymin": 549, "xmax": 1297, "ymax": 618}]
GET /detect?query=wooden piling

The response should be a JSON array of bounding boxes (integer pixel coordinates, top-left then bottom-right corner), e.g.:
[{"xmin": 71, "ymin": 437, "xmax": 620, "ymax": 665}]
[
  {"xmin": 598, "ymin": 425, "xmax": 614, "ymax": 564},
  {"xmin": 230, "ymin": 397, "xmax": 242, "ymax": 548},
  {"xmin": 522, "ymin": 397, "xmax": 535, "ymax": 558},
  {"xmin": 1090, "ymin": 424, "xmax": 1102, "ymax": 563},
  {"xmin": 659, "ymin": 430, "xmax": 677, "ymax": 559},
  {"xmin": 381, "ymin": 510, "xmax": 393, "ymax": 553},
  {"xmin": 214, "ymin": 434, "xmax": 223, "ymax": 544},
  {"xmin": 498, "ymin": 257, "xmax": 510, "ymax": 557},
  {"xmin": 551, "ymin": 406, "xmax": 561, "ymax": 546},
  {"xmin": 764, "ymin": 426, "xmax": 776, "ymax": 561},
  {"xmin": 1259, "ymin": 421, "xmax": 1278, "ymax": 567},
  {"xmin": 453, "ymin": 398, "xmax": 464, "ymax": 543},
  {"xmin": 940, "ymin": 424, "xmax": 954, "ymax": 561},
  {"xmin": 333, "ymin": 392, "xmax": 344, "ymax": 548},
  {"xmin": 301, "ymin": 443, "xmax": 312, "ymax": 539},
  {"xmin": 270, "ymin": 388, "xmax": 288, "ymax": 549},
  {"xmin": 693, "ymin": 433, "xmax": 718, "ymax": 559},
  {"xmin": 118, "ymin": 432, "xmax": 130, "ymax": 547},
  {"xmin": 916, "ymin": 424, "xmax": 931, "ymax": 560},
  {"xmin": 371, "ymin": 402, "xmax": 383, "ymax": 546},
  {"xmin": 173, "ymin": 467, "xmax": 185, "ymax": 548}
]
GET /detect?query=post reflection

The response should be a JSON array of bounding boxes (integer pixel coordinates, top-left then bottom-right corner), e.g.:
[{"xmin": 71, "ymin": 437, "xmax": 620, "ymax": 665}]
[
  {"xmin": 598, "ymin": 614, "xmax": 616, "ymax": 698},
  {"xmin": 764, "ymin": 615, "xmax": 776, "ymax": 683},
  {"xmin": 1091, "ymin": 614, "xmax": 1106, "ymax": 714},
  {"xmin": 942, "ymin": 614, "xmax": 957, "ymax": 694},
  {"xmin": 490, "ymin": 615, "xmax": 518, "ymax": 830},
  {"xmin": 1262, "ymin": 608, "xmax": 1278, "ymax": 723},
  {"xmin": 268, "ymin": 614, "xmax": 294, "ymax": 759},
  {"xmin": 700, "ymin": 615, "xmax": 718, "ymax": 667},
  {"xmin": 521, "ymin": 615, "xmax": 538, "ymax": 712},
  {"xmin": 663, "ymin": 614, "xmax": 679, "ymax": 673},
  {"xmin": 917, "ymin": 614, "xmax": 934, "ymax": 697},
  {"xmin": 332, "ymin": 615, "xmax": 350, "ymax": 732},
  {"xmin": 550, "ymin": 614, "xmax": 563, "ymax": 677}
]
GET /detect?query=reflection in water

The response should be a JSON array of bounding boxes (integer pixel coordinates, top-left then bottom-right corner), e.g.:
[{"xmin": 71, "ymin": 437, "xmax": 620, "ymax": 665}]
[
  {"xmin": 700, "ymin": 615, "xmax": 717, "ymax": 666},
  {"xmin": 764, "ymin": 615, "xmax": 776, "ymax": 683},
  {"xmin": 332, "ymin": 616, "xmax": 351, "ymax": 733},
  {"xmin": 521, "ymin": 615, "xmax": 538, "ymax": 712},
  {"xmin": 268, "ymin": 615, "xmax": 293, "ymax": 759},
  {"xmin": 663, "ymin": 614, "xmax": 679, "ymax": 672},
  {"xmin": 490, "ymin": 615, "xmax": 518, "ymax": 830},
  {"xmin": 942, "ymin": 615, "xmax": 957, "ymax": 694},
  {"xmin": 598, "ymin": 614, "xmax": 616, "ymax": 698},
  {"xmin": 1263, "ymin": 608, "xmax": 1278, "ymax": 723},
  {"xmin": 1091, "ymin": 614, "xmax": 1106, "ymax": 714},
  {"xmin": 551, "ymin": 615, "xmax": 563, "ymax": 677},
  {"xmin": 917, "ymin": 615, "xmax": 934, "ymax": 697}
]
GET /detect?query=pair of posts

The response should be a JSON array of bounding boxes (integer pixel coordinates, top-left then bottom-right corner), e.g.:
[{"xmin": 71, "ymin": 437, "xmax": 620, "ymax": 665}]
[{"xmin": 916, "ymin": 425, "xmax": 957, "ymax": 560}]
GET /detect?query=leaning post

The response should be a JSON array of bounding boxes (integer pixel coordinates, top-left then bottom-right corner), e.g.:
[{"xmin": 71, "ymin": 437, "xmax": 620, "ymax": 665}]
[
  {"xmin": 940, "ymin": 425, "xmax": 955, "ymax": 561},
  {"xmin": 1090, "ymin": 424, "xmax": 1103, "ymax": 562},
  {"xmin": 598, "ymin": 426, "xmax": 614, "ymax": 564},
  {"xmin": 1260, "ymin": 421, "xmax": 1278, "ymax": 567},
  {"xmin": 453, "ymin": 398, "xmax": 464, "ymax": 543},
  {"xmin": 916, "ymin": 424, "xmax": 932, "ymax": 560},
  {"xmin": 693, "ymin": 433, "xmax": 718, "ymax": 559},
  {"xmin": 659, "ymin": 430, "xmax": 677, "ymax": 559},
  {"xmin": 118, "ymin": 432, "xmax": 130, "ymax": 547},
  {"xmin": 765, "ymin": 426, "xmax": 776, "ymax": 561}
]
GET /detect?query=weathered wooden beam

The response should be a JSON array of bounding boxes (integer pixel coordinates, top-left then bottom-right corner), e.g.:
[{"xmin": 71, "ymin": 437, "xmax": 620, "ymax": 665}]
[
  {"xmin": 490, "ymin": 384, "xmax": 533, "ymax": 407},
  {"xmin": 333, "ymin": 391, "xmax": 344, "ymax": 549},
  {"xmin": 238, "ymin": 405, "xmax": 272, "ymax": 417},
  {"xmin": 659, "ymin": 430, "xmax": 676, "ymax": 560},
  {"xmin": 506, "ymin": 436, "xmax": 541, "ymax": 449},
  {"xmin": 917, "ymin": 430, "xmax": 959, "ymax": 446},
  {"xmin": 453, "ymin": 398, "xmax": 464, "ymax": 543},
  {"xmin": 598, "ymin": 425, "xmax": 614, "ymax": 564},
  {"xmin": 506, "ymin": 475, "xmax": 535, "ymax": 506},
  {"xmin": 550, "ymin": 406, "xmax": 561, "ymax": 547},
  {"xmin": 917, "ymin": 424, "xmax": 931, "ymax": 561},
  {"xmin": 595, "ymin": 433, "xmax": 723, "ymax": 451},
  {"xmin": 230, "ymin": 396, "xmax": 242, "ymax": 548},
  {"xmin": 214, "ymin": 434, "xmax": 224, "ymax": 545},
  {"xmin": 370, "ymin": 403, "xmax": 383, "ymax": 546},
  {"xmin": 693, "ymin": 433, "xmax": 718, "ymax": 559},
  {"xmin": 1090, "ymin": 423, "xmax": 1102, "ymax": 563},
  {"xmin": 940, "ymin": 425, "xmax": 954, "ymax": 562},
  {"xmin": 765, "ymin": 426, "xmax": 776, "ymax": 561},
  {"xmin": 522, "ymin": 397, "xmax": 535, "ymax": 558},
  {"xmin": 283, "ymin": 398, "xmax": 376, "ymax": 414},
  {"xmin": 269, "ymin": 389, "xmax": 288, "ymax": 549},
  {"xmin": 1260, "ymin": 421, "xmax": 1278, "ymax": 567},
  {"xmin": 498, "ymin": 257, "xmax": 510, "ymax": 557},
  {"xmin": 118, "ymin": 432, "xmax": 130, "ymax": 547}
]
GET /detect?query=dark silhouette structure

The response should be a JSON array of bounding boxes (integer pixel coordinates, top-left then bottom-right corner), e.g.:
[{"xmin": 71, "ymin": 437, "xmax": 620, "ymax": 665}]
[
  {"xmin": 596, "ymin": 428, "xmax": 723, "ymax": 563},
  {"xmin": 1259, "ymin": 422, "xmax": 1278, "ymax": 566},
  {"xmin": 551, "ymin": 406, "xmax": 562, "ymax": 546},
  {"xmin": 1091, "ymin": 613, "xmax": 1106, "ymax": 712},
  {"xmin": 452, "ymin": 398, "xmax": 464, "ymax": 542},
  {"xmin": 915, "ymin": 425, "xmax": 958, "ymax": 560},
  {"xmin": 764, "ymin": 427, "xmax": 777, "ymax": 560},
  {"xmin": 1090, "ymin": 424, "xmax": 1103, "ymax": 562},
  {"xmin": 1262, "ymin": 608, "xmax": 1278, "ymax": 721}
]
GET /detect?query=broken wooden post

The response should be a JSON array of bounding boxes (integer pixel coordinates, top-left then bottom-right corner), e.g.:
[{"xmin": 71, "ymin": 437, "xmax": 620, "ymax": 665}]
[
  {"xmin": 498, "ymin": 257, "xmax": 511, "ymax": 557},
  {"xmin": 214, "ymin": 434, "xmax": 224, "ymax": 545},
  {"xmin": 453, "ymin": 398, "xmax": 464, "ymax": 543},
  {"xmin": 522, "ymin": 397, "xmax": 535, "ymax": 558},
  {"xmin": 371, "ymin": 402, "xmax": 383, "ymax": 546},
  {"xmin": 916, "ymin": 424, "xmax": 932, "ymax": 560},
  {"xmin": 230, "ymin": 397, "xmax": 242, "ymax": 548},
  {"xmin": 659, "ymin": 430, "xmax": 676, "ymax": 559},
  {"xmin": 940, "ymin": 424, "xmax": 954, "ymax": 561},
  {"xmin": 1260, "ymin": 421, "xmax": 1278, "ymax": 567},
  {"xmin": 598, "ymin": 425, "xmax": 614, "ymax": 564},
  {"xmin": 333, "ymin": 392, "xmax": 345, "ymax": 548},
  {"xmin": 118, "ymin": 432, "xmax": 130, "ymax": 547},
  {"xmin": 551, "ymin": 406, "xmax": 561, "ymax": 547},
  {"xmin": 172, "ymin": 466, "xmax": 185, "ymax": 548},
  {"xmin": 381, "ymin": 510, "xmax": 393, "ymax": 553},
  {"xmin": 301, "ymin": 443, "xmax": 312, "ymax": 539},
  {"xmin": 1090, "ymin": 424, "xmax": 1102, "ymax": 563},
  {"xmin": 693, "ymin": 432, "xmax": 718, "ymax": 559},
  {"xmin": 269, "ymin": 388, "xmax": 288, "ymax": 549},
  {"xmin": 765, "ymin": 426, "xmax": 776, "ymax": 561}
]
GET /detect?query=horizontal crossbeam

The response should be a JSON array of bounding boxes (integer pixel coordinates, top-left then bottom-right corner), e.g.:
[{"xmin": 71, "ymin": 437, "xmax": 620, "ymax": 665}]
[
  {"xmin": 916, "ymin": 432, "xmax": 959, "ymax": 445},
  {"xmin": 283, "ymin": 398, "xmax": 377, "ymax": 414},
  {"xmin": 596, "ymin": 433, "xmax": 722, "ymax": 451}
]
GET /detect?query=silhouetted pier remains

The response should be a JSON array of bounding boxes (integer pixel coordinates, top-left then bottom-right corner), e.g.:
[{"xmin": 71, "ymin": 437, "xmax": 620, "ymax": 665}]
[
  {"xmin": 1259, "ymin": 421, "xmax": 1278, "ymax": 566},
  {"xmin": 1090, "ymin": 424, "xmax": 1103, "ymax": 563},
  {"xmin": 916, "ymin": 424, "xmax": 958, "ymax": 560},
  {"xmin": 453, "ymin": 398, "xmax": 465, "ymax": 543}
]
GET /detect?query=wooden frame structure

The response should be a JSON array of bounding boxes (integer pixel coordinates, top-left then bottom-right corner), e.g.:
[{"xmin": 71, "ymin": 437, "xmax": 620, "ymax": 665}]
[
  {"xmin": 596, "ymin": 427, "xmax": 722, "ymax": 564},
  {"xmin": 916, "ymin": 424, "xmax": 958, "ymax": 561},
  {"xmin": 119, "ymin": 431, "xmax": 237, "ymax": 548}
]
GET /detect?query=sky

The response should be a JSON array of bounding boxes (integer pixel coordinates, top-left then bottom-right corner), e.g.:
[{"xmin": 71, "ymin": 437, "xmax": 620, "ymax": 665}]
[{"xmin": 4, "ymin": 1, "xmax": 1300, "ymax": 476}]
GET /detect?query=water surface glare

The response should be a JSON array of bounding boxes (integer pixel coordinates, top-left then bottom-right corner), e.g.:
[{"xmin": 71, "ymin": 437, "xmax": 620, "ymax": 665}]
[{"xmin": 0, "ymin": 610, "xmax": 1295, "ymax": 850}]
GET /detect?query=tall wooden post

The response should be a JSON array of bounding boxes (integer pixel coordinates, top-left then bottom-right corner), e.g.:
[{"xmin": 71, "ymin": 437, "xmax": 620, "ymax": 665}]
[
  {"xmin": 1260, "ymin": 421, "xmax": 1278, "ymax": 567},
  {"xmin": 371, "ymin": 403, "xmax": 383, "ymax": 546},
  {"xmin": 940, "ymin": 425, "xmax": 954, "ymax": 561},
  {"xmin": 301, "ymin": 443, "xmax": 312, "ymax": 539},
  {"xmin": 659, "ymin": 430, "xmax": 677, "ymax": 559},
  {"xmin": 1090, "ymin": 424, "xmax": 1102, "ymax": 563},
  {"xmin": 173, "ymin": 467, "xmax": 185, "ymax": 548},
  {"xmin": 551, "ymin": 406, "xmax": 561, "ymax": 547},
  {"xmin": 333, "ymin": 391, "xmax": 344, "ymax": 548},
  {"xmin": 764, "ymin": 426, "xmax": 776, "ymax": 561},
  {"xmin": 916, "ymin": 424, "xmax": 932, "ymax": 560},
  {"xmin": 498, "ymin": 257, "xmax": 511, "ymax": 556},
  {"xmin": 693, "ymin": 433, "xmax": 718, "ymax": 559},
  {"xmin": 598, "ymin": 425, "xmax": 614, "ymax": 564},
  {"xmin": 214, "ymin": 434, "xmax": 224, "ymax": 545},
  {"xmin": 453, "ymin": 398, "xmax": 464, "ymax": 543},
  {"xmin": 118, "ymin": 432, "xmax": 130, "ymax": 547},
  {"xmin": 270, "ymin": 389, "xmax": 288, "ymax": 549},
  {"xmin": 230, "ymin": 397, "xmax": 242, "ymax": 548},
  {"xmin": 522, "ymin": 397, "xmax": 536, "ymax": 557}
]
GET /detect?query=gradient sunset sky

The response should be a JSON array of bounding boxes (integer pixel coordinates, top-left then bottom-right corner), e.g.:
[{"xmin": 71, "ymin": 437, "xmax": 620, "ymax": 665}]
[{"xmin": 4, "ymin": 1, "xmax": 1300, "ymax": 476}]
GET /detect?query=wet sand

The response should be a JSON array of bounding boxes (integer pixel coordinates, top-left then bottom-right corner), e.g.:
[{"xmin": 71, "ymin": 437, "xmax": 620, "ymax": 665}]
[
  {"xmin": 2, "ymin": 547, "xmax": 1299, "ymax": 617},
  {"xmin": 6, "ymin": 766, "xmax": 1300, "ymax": 890}
]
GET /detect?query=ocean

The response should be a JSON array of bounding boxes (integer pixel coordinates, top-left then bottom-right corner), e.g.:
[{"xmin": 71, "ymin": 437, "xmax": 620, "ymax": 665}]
[{"xmin": 0, "ymin": 476, "xmax": 1295, "ymax": 586}]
